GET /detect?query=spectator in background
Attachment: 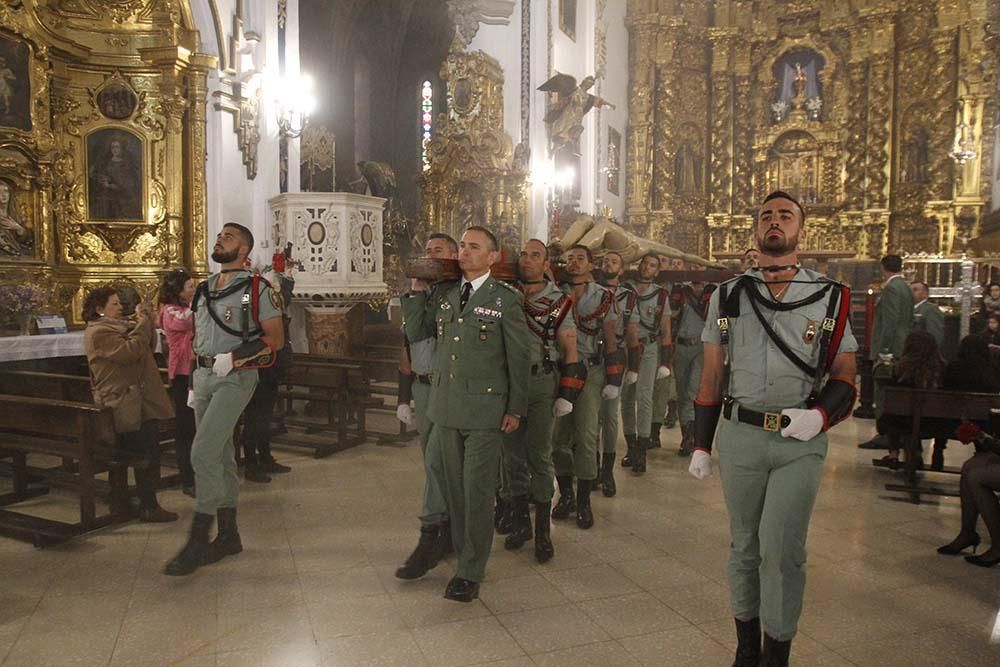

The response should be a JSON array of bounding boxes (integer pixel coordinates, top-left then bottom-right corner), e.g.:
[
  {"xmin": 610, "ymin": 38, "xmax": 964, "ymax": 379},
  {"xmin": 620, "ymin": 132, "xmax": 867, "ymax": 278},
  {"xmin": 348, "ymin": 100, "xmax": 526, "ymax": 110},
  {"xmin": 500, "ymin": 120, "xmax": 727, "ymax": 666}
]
[
  {"xmin": 159, "ymin": 269, "xmax": 197, "ymax": 497},
  {"xmin": 982, "ymin": 312, "xmax": 1000, "ymax": 347},
  {"xmin": 911, "ymin": 281, "xmax": 944, "ymax": 347},
  {"xmin": 741, "ymin": 247, "xmax": 759, "ymax": 272},
  {"xmin": 984, "ymin": 283, "xmax": 1000, "ymax": 314}
]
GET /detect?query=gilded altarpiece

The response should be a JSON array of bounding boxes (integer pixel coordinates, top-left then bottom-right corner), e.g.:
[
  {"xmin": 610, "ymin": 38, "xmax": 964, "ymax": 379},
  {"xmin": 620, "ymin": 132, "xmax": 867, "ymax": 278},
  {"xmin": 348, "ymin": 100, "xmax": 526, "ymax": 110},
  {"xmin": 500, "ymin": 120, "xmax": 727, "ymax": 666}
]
[
  {"xmin": 0, "ymin": 1, "xmax": 215, "ymax": 325},
  {"xmin": 625, "ymin": 0, "xmax": 997, "ymax": 261}
]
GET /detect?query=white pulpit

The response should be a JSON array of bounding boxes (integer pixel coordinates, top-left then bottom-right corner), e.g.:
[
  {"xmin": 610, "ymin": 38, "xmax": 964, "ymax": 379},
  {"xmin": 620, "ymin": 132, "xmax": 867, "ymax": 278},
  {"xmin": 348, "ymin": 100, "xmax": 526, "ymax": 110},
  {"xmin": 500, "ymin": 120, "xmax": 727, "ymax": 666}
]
[{"xmin": 268, "ymin": 192, "xmax": 388, "ymax": 355}]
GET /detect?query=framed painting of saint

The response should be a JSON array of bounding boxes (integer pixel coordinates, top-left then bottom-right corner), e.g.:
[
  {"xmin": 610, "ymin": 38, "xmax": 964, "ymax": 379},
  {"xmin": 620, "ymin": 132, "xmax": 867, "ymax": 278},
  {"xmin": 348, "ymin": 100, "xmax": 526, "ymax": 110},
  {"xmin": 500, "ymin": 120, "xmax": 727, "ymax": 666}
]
[
  {"xmin": 0, "ymin": 34, "xmax": 31, "ymax": 132},
  {"xmin": 0, "ymin": 177, "xmax": 35, "ymax": 258},
  {"xmin": 86, "ymin": 129, "xmax": 144, "ymax": 222}
]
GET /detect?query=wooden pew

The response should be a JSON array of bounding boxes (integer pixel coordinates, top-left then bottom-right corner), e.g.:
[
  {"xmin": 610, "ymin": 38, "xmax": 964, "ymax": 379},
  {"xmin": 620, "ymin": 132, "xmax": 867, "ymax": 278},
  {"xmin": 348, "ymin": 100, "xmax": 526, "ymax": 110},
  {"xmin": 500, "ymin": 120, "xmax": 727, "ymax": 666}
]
[
  {"xmin": 881, "ymin": 386, "xmax": 1000, "ymax": 503},
  {"xmin": 0, "ymin": 394, "xmax": 130, "ymax": 545},
  {"xmin": 274, "ymin": 359, "xmax": 367, "ymax": 457}
]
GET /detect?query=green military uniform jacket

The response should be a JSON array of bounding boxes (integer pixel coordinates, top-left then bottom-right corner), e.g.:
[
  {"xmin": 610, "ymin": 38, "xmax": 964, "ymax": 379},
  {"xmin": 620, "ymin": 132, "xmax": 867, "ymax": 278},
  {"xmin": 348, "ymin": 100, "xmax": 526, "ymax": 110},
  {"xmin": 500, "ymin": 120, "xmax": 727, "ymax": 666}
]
[
  {"xmin": 871, "ymin": 275, "xmax": 913, "ymax": 360},
  {"xmin": 912, "ymin": 299, "xmax": 945, "ymax": 347},
  {"xmin": 402, "ymin": 275, "xmax": 531, "ymax": 430}
]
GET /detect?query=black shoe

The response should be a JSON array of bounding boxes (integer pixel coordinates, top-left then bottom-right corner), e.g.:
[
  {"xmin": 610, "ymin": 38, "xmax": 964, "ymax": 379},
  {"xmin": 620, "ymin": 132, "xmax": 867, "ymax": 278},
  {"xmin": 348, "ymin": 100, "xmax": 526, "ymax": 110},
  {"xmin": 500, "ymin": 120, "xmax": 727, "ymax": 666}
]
[
  {"xmin": 534, "ymin": 502, "xmax": 554, "ymax": 563},
  {"xmin": 164, "ymin": 512, "xmax": 213, "ymax": 576},
  {"xmin": 600, "ymin": 453, "xmax": 617, "ymax": 497},
  {"xmin": 244, "ymin": 463, "xmax": 271, "ymax": 483},
  {"xmin": 575, "ymin": 479, "xmax": 594, "ymax": 529},
  {"xmin": 504, "ymin": 496, "xmax": 533, "ymax": 550},
  {"xmin": 444, "ymin": 576, "xmax": 480, "ymax": 602},
  {"xmin": 436, "ymin": 520, "xmax": 454, "ymax": 557},
  {"xmin": 965, "ymin": 551, "xmax": 1000, "ymax": 568},
  {"xmin": 551, "ymin": 476, "xmax": 576, "ymax": 520},
  {"xmin": 733, "ymin": 618, "xmax": 761, "ymax": 667},
  {"xmin": 140, "ymin": 506, "xmax": 179, "ymax": 523},
  {"xmin": 649, "ymin": 424, "xmax": 662, "ymax": 449},
  {"xmin": 938, "ymin": 533, "xmax": 981, "ymax": 555},
  {"xmin": 633, "ymin": 438, "xmax": 648, "ymax": 474},
  {"xmin": 760, "ymin": 633, "xmax": 791, "ymax": 667},
  {"xmin": 204, "ymin": 507, "xmax": 242, "ymax": 564},
  {"xmin": 664, "ymin": 401, "xmax": 678, "ymax": 429},
  {"xmin": 496, "ymin": 497, "xmax": 515, "ymax": 535},
  {"xmin": 621, "ymin": 434, "xmax": 636, "ymax": 468},
  {"xmin": 181, "ymin": 484, "xmax": 196, "ymax": 498},
  {"xmin": 859, "ymin": 435, "xmax": 889, "ymax": 450},
  {"xmin": 678, "ymin": 422, "xmax": 693, "ymax": 458},
  {"xmin": 263, "ymin": 458, "xmax": 292, "ymax": 474},
  {"xmin": 396, "ymin": 525, "xmax": 442, "ymax": 579}
]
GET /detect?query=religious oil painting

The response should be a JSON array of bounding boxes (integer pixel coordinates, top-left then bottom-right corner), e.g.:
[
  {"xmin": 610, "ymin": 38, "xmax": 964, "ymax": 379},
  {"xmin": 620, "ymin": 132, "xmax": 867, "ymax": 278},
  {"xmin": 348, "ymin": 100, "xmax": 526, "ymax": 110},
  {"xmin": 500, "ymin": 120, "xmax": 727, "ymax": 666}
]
[
  {"xmin": 0, "ymin": 177, "xmax": 35, "ymax": 258},
  {"xmin": 97, "ymin": 83, "xmax": 138, "ymax": 120},
  {"xmin": 559, "ymin": 0, "xmax": 576, "ymax": 41},
  {"xmin": 0, "ymin": 34, "xmax": 31, "ymax": 132},
  {"xmin": 87, "ymin": 129, "xmax": 144, "ymax": 222}
]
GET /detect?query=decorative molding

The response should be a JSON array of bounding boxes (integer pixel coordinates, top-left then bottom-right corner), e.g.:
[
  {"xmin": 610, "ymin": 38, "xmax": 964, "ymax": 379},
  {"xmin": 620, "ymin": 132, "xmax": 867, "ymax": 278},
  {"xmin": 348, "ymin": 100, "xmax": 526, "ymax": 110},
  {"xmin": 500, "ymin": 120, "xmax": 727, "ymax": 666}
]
[{"xmin": 447, "ymin": 0, "xmax": 516, "ymax": 45}]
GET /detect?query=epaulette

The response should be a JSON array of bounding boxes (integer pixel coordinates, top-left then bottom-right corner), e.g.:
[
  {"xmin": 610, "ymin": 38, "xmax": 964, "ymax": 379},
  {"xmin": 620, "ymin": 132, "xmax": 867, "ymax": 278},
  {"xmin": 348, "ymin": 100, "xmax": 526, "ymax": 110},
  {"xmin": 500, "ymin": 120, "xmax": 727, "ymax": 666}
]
[{"xmin": 490, "ymin": 279, "xmax": 520, "ymax": 294}]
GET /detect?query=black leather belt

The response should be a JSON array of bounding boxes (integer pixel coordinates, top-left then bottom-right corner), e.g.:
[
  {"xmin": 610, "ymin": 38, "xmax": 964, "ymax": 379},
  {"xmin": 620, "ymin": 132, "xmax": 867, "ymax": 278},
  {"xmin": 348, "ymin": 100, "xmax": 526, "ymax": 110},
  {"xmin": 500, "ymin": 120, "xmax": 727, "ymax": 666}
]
[
  {"xmin": 416, "ymin": 374, "xmax": 432, "ymax": 385},
  {"xmin": 722, "ymin": 396, "xmax": 791, "ymax": 433},
  {"xmin": 641, "ymin": 333, "xmax": 659, "ymax": 344},
  {"xmin": 677, "ymin": 336, "xmax": 700, "ymax": 345},
  {"xmin": 196, "ymin": 355, "xmax": 215, "ymax": 369},
  {"xmin": 584, "ymin": 355, "xmax": 602, "ymax": 367},
  {"xmin": 530, "ymin": 363, "xmax": 554, "ymax": 376}
]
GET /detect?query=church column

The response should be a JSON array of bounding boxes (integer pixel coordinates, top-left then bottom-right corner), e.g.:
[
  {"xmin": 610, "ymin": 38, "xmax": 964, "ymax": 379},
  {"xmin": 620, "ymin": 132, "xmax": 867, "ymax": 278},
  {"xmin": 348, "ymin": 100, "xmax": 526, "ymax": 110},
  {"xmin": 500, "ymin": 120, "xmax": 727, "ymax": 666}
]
[
  {"xmin": 186, "ymin": 57, "xmax": 214, "ymax": 273},
  {"xmin": 650, "ymin": 33, "xmax": 679, "ymax": 241},
  {"xmin": 865, "ymin": 52, "xmax": 894, "ymax": 209},
  {"xmin": 732, "ymin": 71, "xmax": 753, "ymax": 214},
  {"xmin": 708, "ymin": 30, "xmax": 734, "ymax": 215},
  {"xmin": 844, "ymin": 60, "xmax": 868, "ymax": 210},
  {"xmin": 625, "ymin": 16, "xmax": 657, "ymax": 232}
]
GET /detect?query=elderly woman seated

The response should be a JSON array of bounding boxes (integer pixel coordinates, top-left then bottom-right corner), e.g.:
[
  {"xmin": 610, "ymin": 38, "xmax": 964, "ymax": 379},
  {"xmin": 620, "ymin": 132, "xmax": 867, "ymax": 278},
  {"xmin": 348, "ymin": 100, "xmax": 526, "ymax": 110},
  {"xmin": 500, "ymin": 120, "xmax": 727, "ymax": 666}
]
[{"xmin": 83, "ymin": 286, "xmax": 177, "ymax": 522}]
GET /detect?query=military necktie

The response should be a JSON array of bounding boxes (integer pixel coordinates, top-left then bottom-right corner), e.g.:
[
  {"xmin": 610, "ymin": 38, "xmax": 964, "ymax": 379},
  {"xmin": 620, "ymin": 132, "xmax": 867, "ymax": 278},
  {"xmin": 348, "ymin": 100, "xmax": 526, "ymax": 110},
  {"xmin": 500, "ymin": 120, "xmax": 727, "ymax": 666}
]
[{"xmin": 460, "ymin": 281, "xmax": 472, "ymax": 311}]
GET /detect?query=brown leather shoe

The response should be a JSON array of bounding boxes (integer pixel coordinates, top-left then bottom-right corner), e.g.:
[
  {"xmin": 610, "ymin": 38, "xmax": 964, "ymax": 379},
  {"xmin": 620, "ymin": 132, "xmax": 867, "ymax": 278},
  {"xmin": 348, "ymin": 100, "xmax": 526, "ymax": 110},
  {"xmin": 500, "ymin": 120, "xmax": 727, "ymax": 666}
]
[{"xmin": 140, "ymin": 507, "xmax": 178, "ymax": 523}]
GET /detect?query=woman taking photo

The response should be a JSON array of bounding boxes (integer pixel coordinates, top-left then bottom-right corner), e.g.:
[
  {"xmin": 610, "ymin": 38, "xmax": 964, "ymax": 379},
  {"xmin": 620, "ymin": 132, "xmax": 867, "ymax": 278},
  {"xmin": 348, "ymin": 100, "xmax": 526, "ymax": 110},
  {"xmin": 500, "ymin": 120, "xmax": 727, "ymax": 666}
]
[
  {"xmin": 158, "ymin": 269, "xmax": 197, "ymax": 497},
  {"xmin": 84, "ymin": 286, "xmax": 177, "ymax": 522}
]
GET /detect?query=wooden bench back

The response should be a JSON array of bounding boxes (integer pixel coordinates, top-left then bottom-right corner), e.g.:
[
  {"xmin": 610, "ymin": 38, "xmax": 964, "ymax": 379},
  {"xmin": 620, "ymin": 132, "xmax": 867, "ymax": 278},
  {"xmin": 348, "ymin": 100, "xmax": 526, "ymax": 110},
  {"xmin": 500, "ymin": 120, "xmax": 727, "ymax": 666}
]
[
  {"xmin": 0, "ymin": 394, "xmax": 117, "ymax": 458},
  {"xmin": 0, "ymin": 370, "xmax": 93, "ymax": 403},
  {"xmin": 882, "ymin": 386, "xmax": 1000, "ymax": 421}
]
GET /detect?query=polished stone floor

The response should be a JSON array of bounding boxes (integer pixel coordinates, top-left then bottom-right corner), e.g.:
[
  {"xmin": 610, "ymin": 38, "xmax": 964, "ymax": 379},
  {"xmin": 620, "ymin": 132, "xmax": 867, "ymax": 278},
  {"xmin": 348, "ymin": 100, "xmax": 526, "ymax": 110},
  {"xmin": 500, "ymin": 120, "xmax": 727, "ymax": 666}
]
[{"xmin": 2, "ymin": 416, "xmax": 999, "ymax": 666}]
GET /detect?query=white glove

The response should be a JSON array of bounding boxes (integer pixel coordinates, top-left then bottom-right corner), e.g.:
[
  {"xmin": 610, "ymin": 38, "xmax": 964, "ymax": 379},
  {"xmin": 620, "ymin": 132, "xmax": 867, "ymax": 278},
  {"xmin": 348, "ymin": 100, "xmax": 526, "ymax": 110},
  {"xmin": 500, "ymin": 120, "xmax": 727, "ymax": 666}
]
[
  {"xmin": 656, "ymin": 365, "xmax": 672, "ymax": 379},
  {"xmin": 552, "ymin": 397, "xmax": 574, "ymax": 417},
  {"xmin": 212, "ymin": 352, "xmax": 234, "ymax": 377},
  {"xmin": 780, "ymin": 408, "xmax": 824, "ymax": 441},
  {"xmin": 602, "ymin": 384, "xmax": 620, "ymax": 400},
  {"xmin": 624, "ymin": 371, "xmax": 639, "ymax": 385},
  {"xmin": 688, "ymin": 450, "xmax": 713, "ymax": 479},
  {"xmin": 396, "ymin": 403, "xmax": 415, "ymax": 425},
  {"xmin": 186, "ymin": 389, "xmax": 196, "ymax": 409}
]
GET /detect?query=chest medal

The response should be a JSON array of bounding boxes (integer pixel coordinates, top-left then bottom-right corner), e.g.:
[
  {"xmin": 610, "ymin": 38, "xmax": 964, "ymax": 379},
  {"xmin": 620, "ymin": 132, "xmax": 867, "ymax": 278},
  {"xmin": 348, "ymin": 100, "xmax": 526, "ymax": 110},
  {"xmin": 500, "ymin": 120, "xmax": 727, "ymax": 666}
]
[
  {"xmin": 803, "ymin": 320, "xmax": 817, "ymax": 344},
  {"xmin": 224, "ymin": 305, "xmax": 233, "ymax": 322}
]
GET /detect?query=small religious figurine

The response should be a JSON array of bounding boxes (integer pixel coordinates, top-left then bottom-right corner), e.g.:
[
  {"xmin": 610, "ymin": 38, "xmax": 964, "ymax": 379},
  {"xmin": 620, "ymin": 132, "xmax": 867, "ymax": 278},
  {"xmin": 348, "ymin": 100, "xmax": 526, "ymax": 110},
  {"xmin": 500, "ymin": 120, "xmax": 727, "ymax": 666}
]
[
  {"xmin": 538, "ymin": 72, "xmax": 615, "ymax": 155},
  {"xmin": 793, "ymin": 62, "xmax": 808, "ymax": 109}
]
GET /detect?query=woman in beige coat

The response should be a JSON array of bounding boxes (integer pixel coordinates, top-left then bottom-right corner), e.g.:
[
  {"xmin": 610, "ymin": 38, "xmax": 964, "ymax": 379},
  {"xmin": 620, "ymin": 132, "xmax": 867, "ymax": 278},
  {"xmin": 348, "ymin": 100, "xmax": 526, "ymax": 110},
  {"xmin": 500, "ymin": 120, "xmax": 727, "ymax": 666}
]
[{"xmin": 83, "ymin": 286, "xmax": 177, "ymax": 522}]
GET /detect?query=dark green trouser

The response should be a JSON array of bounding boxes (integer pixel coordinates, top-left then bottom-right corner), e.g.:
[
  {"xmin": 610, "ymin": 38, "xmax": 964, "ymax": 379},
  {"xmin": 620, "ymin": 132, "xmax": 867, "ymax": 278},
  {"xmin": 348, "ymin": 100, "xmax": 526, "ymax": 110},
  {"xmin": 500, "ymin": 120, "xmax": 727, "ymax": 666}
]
[
  {"xmin": 674, "ymin": 341, "xmax": 703, "ymax": 424},
  {"xmin": 552, "ymin": 364, "xmax": 604, "ymax": 480},
  {"xmin": 717, "ymin": 416, "xmax": 827, "ymax": 642},
  {"xmin": 502, "ymin": 371, "xmax": 558, "ymax": 502},
  {"xmin": 598, "ymin": 389, "xmax": 621, "ymax": 454},
  {"xmin": 428, "ymin": 425, "xmax": 503, "ymax": 582},
  {"xmin": 414, "ymin": 381, "xmax": 448, "ymax": 528},
  {"xmin": 190, "ymin": 367, "xmax": 258, "ymax": 515}
]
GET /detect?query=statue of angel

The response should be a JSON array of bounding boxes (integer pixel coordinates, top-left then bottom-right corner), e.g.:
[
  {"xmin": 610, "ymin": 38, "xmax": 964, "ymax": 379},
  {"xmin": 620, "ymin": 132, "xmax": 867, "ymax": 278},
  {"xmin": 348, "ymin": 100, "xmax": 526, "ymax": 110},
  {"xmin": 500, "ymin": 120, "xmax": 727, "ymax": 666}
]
[{"xmin": 538, "ymin": 73, "xmax": 615, "ymax": 155}]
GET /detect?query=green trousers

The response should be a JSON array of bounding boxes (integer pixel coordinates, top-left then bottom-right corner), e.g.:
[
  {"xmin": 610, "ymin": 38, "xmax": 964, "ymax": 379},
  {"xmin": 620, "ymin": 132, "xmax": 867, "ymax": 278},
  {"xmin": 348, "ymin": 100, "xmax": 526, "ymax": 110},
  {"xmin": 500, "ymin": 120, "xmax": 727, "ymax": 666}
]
[
  {"xmin": 717, "ymin": 417, "xmax": 827, "ymax": 642},
  {"xmin": 427, "ymin": 425, "xmax": 502, "ymax": 582},
  {"xmin": 502, "ymin": 371, "xmax": 557, "ymax": 502},
  {"xmin": 552, "ymin": 364, "xmax": 604, "ymax": 480},
  {"xmin": 598, "ymin": 389, "xmax": 621, "ymax": 454},
  {"xmin": 414, "ymin": 381, "xmax": 448, "ymax": 527},
  {"xmin": 621, "ymin": 344, "xmax": 659, "ymax": 437},
  {"xmin": 674, "ymin": 341, "xmax": 703, "ymax": 424},
  {"xmin": 190, "ymin": 367, "xmax": 258, "ymax": 515}
]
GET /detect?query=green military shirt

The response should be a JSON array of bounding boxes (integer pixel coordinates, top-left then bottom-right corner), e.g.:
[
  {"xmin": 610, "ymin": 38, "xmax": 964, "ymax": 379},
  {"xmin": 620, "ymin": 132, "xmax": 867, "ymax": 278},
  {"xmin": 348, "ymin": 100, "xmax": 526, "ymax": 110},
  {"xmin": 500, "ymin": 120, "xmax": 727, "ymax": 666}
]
[
  {"xmin": 402, "ymin": 274, "xmax": 530, "ymax": 429},
  {"xmin": 193, "ymin": 270, "xmax": 282, "ymax": 356},
  {"xmin": 610, "ymin": 284, "xmax": 639, "ymax": 344},
  {"xmin": 631, "ymin": 282, "xmax": 670, "ymax": 343},
  {"xmin": 676, "ymin": 289, "xmax": 708, "ymax": 340},
  {"xmin": 702, "ymin": 268, "xmax": 858, "ymax": 412},
  {"xmin": 912, "ymin": 299, "xmax": 945, "ymax": 347},
  {"xmin": 522, "ymin": 281, "xmax": 575, "ymax": 366},
  {"xmin": 562, "ymin": 281, "xmax": 617, "ymax": 360}
]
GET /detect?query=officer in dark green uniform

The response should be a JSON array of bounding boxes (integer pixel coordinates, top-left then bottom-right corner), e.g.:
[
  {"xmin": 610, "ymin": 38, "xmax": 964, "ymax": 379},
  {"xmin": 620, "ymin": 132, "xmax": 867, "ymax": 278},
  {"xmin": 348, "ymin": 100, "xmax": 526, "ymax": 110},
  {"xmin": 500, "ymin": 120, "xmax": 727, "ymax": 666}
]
[
  {"xmin": 501, "ymin": 239, "xmax": 581, "ymax": 563},
  {"xmin": 690, "ymin": 192, "xmax": 857, "ymax": 666},
  {"xmin": 402, "ymin": 226, "xmax": 530, "ymax": 602},
  {"xmin": 395, "ymin": 233, "xmax": 458, "ymax": 580},
  {"xmin": 165, "ymin": 223, "xmax": 284, "ymax": 576}
]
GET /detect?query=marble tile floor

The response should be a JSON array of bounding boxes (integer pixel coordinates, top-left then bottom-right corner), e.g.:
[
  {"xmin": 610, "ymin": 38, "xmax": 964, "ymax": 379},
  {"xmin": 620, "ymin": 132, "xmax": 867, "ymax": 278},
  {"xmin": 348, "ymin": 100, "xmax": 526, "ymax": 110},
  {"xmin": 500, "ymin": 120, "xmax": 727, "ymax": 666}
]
[{"xmin": 2, "ymin": 416, "xmax": 1000, "ymax": 666}]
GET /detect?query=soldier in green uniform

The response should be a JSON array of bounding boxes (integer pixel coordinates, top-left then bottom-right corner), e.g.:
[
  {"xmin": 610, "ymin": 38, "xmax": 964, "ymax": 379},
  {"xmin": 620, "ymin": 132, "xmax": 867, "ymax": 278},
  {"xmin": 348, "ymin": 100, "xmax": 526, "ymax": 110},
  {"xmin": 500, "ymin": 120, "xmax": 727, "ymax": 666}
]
[
  {"xmin": 502, "ymin": 239, "xmax": 582, "ymax": 562},
  {"xmin": 551, "ymin": 245, "xmax": 621, "ymax": 528},
  {"xmin": 690, "ymin": 191, "xmax": 857, "ymax": 666},
  {"xmin": 655, "ymin": 257, "xmax": 681, "ymax": 435},
  {"xmin": 395, "ymin": 233, "xmax": 458, "ymax": 580},
  {"xmin": 672, "ymin": 278, "xmax": 710, "ymax": 457},
  {"xmin": 620, "ymin": 253, "xmax": 672, "ymax": 473},
  {"xmin": 402, "ymin": 226, "xmax": 530, "ymax": 602},
  {"xmin": 910, "ymin": 280, "xmax": 944, "ymax": 346},
  {"xmin": 165, "ymin": 223, "xmax": 284, "ymax": 576},
  {"xmin": 596, "ymin": 251, "xmax": 639, "ymax": 496}
]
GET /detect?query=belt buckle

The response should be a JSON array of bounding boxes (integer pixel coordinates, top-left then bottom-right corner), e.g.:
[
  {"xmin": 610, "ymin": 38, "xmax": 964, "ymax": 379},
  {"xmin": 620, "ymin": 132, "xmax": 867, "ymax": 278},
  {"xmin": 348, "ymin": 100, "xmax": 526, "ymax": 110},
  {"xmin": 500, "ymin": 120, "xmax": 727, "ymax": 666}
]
[{"xmin": 763, "ymin": 412, "xmax": 782, "ymax": 432}]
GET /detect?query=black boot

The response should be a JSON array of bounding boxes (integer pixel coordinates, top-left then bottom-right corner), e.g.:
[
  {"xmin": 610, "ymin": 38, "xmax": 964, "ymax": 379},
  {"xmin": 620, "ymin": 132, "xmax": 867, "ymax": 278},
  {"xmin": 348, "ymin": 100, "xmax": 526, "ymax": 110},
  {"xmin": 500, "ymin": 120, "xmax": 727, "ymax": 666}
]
[
  {"xmin": 534, "ymin": 502, "xmax": 554, "ymax": 563},
  {"xmin": 551, "ymin": 476, "xmax": 576, "ymax": 520},
  {"xmin": 678, "ymin": 421, "xmax": 694, "ymax": 457},
  {"xmin": 593, "ymin": 451, "xmax": 602, "ymax": 490},
  {"xmin": 621, "ymin": 434, "xmax": 636, "ymax": 468},
  {"xmin": 504, "ymin": 496, "xmax": 533, "ymax": 550},
  {"xmin": 244, "ymin": 461, "xmax": 271, "ymax": 483},
  {"xmin": 435, "ymin": 519, "xmax": 454, "ymax": 556},
  {"xmin": 664, "ymin": 400, "xmax": 678, "ymax": 428},
  {"xmin": 931, "ymin": 439, "xmax": 946, "ymax": 471},
  {"xmin": 164, "ymin": 512, "xmax": 213, "ymax": 576},
  {"xmin": 633, "ymin": 437, "xmax": 648, "ymax": 474},
  {"xmin": 732, "ymin": 618, "xmax": 761, "ymax": 667},
  {"xmin": 395, "ymin": 524, "xmax": 442, "ymax": 579},
  {"xmin": 600, "ymin": 453, "xmax": 617, "ymax": 497},
  {"xmin": 575, "ymin": 479, "xmax": 594, "ymax": 529},
  {"xmin": 204, "ymin": 507, "xmax": 242, "ymax": 564},
  {"xmin": 760, "ymin": 633, "xmax": 791, "ymax": 667},
  {"xmin": 496, "ymin": 496, "xmax": 515, "ymax": 535},
  {"xmin": 649, "ymin": 423, "xmax": 662, "ymax": 449},
  {"xmin": 493, "ymin": 494, "xmax": 506, "ymax": 530}
]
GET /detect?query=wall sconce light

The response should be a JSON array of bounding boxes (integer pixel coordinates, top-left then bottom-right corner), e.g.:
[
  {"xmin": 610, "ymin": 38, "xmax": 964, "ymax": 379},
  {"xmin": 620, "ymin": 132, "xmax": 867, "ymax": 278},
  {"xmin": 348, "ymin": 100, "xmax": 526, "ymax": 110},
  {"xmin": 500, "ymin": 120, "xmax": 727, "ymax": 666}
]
[
  {"xmin": 272, "ymin": 72, "xmax": 317, "ymax": 139},
  {"xmin": 949, "ymin": 97, "xmax": 977, "ymax": 165}
]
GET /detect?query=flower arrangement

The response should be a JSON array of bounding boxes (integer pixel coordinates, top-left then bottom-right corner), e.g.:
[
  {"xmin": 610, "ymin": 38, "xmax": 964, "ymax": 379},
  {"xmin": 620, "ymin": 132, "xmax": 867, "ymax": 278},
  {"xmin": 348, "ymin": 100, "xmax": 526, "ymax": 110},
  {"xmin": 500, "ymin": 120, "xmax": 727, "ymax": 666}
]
[{"xmin": 0, "ymin": 284, "xmax": 46, "ymax": 317}]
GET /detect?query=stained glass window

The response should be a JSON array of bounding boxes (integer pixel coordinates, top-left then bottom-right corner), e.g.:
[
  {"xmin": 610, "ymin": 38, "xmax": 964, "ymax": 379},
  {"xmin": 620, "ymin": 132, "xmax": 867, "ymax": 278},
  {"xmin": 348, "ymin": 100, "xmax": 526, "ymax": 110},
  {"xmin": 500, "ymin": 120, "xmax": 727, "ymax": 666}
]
[{"xmin": 421, "ymin": 80, "xmax": 433, "ymax": 172}]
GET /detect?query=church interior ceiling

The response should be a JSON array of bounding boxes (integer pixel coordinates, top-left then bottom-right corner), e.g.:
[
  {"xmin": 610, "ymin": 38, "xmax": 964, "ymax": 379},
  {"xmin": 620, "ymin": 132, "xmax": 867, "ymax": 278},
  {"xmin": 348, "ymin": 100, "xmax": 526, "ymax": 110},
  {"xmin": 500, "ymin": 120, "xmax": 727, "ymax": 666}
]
[{"xmin": 625, "ymin": 0, "xmax": 999, "ymax": 259}]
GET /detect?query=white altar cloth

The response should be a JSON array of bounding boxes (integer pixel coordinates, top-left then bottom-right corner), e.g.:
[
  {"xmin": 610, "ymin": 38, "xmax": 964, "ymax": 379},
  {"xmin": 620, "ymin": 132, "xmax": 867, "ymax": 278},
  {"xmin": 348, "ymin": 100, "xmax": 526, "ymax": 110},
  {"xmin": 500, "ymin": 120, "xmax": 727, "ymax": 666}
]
[{"xmin": 0, "ymin": 330, "xmax": 164, "ymax": 363}]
